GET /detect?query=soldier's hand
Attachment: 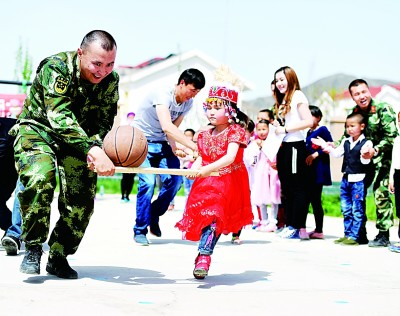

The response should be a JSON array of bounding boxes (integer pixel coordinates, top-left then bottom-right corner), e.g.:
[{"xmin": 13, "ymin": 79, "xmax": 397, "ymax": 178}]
[{"xmin": 87, "ymin": 146, "xmax": 115, "ymax": 176}]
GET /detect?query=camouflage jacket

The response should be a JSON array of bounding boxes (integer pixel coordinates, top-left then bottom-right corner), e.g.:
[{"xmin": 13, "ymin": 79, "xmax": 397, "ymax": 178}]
[
  {"xmin": 11, "ymin": 51, "xmax": 119, "ymax": 156},
  {"xmin": 339, "ymin": 99, "xmax": 398, "ymax": 165}
]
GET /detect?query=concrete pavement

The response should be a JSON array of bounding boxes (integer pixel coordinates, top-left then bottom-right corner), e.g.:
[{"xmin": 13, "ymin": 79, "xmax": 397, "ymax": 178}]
[{"xmin": 1, "ymin": 194, "xmax": 400, "ymax": 316}]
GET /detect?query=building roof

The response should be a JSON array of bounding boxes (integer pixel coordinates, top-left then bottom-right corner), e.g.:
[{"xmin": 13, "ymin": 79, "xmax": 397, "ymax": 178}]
[
  {"xmin": 116, "ymin": 50, "xmax": 254, "ymax": 91},
  {"xmin": 340, "ymin": 84, "xmax": 400, "ymax": 99}
]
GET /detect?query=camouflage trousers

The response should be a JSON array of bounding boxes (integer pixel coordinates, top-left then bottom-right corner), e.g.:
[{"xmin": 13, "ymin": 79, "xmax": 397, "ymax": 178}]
[
  {"xmin": 14, "ymin": 124, "xmax": 97, "ymax": 258},
  {"xmin": 370, "ymin": 160, "xmax": 394, "ymax": 232}
]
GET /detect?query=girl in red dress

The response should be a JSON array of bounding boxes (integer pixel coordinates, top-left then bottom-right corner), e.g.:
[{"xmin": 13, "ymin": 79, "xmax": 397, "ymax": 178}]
[{"xmin": 175, "ymin": 80, "xmax": 253, "ymax": 279}]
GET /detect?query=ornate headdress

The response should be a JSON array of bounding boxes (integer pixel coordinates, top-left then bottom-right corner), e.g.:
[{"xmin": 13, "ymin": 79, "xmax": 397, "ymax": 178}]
[{"xmin": 204, "ymin": 66, "xmax": 242, "ymax": 123}]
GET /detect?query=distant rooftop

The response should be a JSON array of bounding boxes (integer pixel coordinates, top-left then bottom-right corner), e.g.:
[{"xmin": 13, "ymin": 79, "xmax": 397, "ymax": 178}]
[{"xmin": 118, "ymin": 54, "xmax": 176, "ymax": 70}]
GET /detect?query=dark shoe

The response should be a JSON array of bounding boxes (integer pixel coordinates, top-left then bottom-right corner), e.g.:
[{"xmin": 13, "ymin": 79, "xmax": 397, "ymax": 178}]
[
  {"xmin": 150, "ymin": 222, "xmax": 162, "ymax": 237},
  {"xmin": 357, "ymin": 236, "xmax": 369, "ymax": 245},
  {"xmin": 46, "ymin": 256, "xmax": 78, "ymax": 279},
  {"xmin": 1, "ymin": 235, "xmax": 21, "ymax": 256},
  {"xmin": 368, "ymin": 231, "xmax": 390, "ymax": 248},
  {"xmin": 20, "ymin": 245, "xmax": 42, "ymax": 274},
  {"xmin": 134, "ymin": 234, "xmax": 149, "ymax": 246},
  {"xmin": 193, "ymin": 254, "xmax": 211, "ymax": 279}
]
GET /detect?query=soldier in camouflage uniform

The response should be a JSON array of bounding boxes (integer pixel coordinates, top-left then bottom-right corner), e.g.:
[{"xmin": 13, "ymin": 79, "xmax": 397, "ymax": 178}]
[
  {"xmin": 346, "ymin": 79, "xmax": 398, "ymax": 247},
  {"xmin": 9, "ymin": 30, "xmax": 119, "ymax": 279}
]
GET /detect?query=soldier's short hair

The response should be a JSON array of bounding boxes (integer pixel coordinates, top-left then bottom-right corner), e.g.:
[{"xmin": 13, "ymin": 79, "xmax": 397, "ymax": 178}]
[
  {"xmin": 348, "ymin": 79, "xmax": 369, "ymax": 92},
  {"xmin": 80, "ymin": 30, "xmax": 117, "ymax": 51}
]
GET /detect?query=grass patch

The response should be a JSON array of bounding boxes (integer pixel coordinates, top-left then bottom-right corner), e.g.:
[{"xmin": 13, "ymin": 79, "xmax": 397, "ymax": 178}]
[
  {"xmin": 319, "ymin": 193, "xmax": 377, "ymax": 220},
  {"xmin": 96, "ymin": 175, "xmax": 185, "ymax": 196},
  {"xmin": 77, "ymin": 178, "xmax": 391, "ymax": 221}
]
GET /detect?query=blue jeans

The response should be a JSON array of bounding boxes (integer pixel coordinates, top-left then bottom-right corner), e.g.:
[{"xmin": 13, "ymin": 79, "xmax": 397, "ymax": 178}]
[
  {"xmin": 6, "ymin": 179, "xmax": 23, "ymax": 239},
  {"xmin": 340, "ymin": 178, "xmax": 366, "ymax": 241},
  {"xmin": 134, "ymin": 141, "xmax": 182, "ymax": 235},
  {"xmin": 198, "ymin": 223, "xmax": 221, "ymax": 255}
]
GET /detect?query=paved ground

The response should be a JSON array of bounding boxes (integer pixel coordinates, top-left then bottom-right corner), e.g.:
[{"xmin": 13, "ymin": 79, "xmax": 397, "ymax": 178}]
[{"xmin": 1, "ymin": 194, "xmax": 400, "ymax": 316}]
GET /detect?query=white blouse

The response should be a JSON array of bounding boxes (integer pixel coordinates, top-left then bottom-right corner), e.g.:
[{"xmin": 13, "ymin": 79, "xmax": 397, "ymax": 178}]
[{"xmin": 283, "ymin": 90, "xmax": 309, "ymax": 142}]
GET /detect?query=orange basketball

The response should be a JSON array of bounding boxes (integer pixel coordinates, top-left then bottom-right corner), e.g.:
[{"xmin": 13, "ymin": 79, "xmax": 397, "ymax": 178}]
[{"xmin": 103, "ymin": 125, "xmax": 148, "ymax": 167}]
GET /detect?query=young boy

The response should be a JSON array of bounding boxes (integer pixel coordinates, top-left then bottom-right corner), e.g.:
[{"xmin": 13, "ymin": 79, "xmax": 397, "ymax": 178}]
[
  {"xmin": 312, "ymin": 113, "xmax": 373, "ymax": 245},
  {"xmin": 257, "ymin": 109, "xmax": 274, "ymax": 123}
]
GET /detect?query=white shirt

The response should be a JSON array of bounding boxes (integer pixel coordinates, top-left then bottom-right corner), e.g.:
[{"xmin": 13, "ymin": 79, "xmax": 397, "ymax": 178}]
[
  {"xmin": 283, "ymin": 90, "xmax": 309, "ymax": 142},
  {"xmin": 328, "ymin": 134, "xmax": 373, "ymax": 182}
]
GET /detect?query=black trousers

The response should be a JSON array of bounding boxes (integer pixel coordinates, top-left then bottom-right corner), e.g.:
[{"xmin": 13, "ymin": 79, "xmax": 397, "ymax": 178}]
[
  {"xmin": 277, "ymin": 141, "xmax": 309, "ymax": 229},
  {"xmin": 0, "ymin": 118, "xmax": 18, "ymax": 231},
  {"xmin": 121, "ymin": 173, "xmax": 136, "ymax": 199}
]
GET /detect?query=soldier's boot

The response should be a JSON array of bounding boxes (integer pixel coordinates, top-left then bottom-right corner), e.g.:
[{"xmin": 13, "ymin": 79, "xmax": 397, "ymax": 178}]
[
  {"xmin": 46, "ymin": 255, "xmax": 78, "ymax": 279},
  {"xmin": 20, "ymin": 245, "xmax": 43, "ymax": 274},
  {"xmin": 368, "ymin": 231, "xmax": 390, "ymax": 247}
]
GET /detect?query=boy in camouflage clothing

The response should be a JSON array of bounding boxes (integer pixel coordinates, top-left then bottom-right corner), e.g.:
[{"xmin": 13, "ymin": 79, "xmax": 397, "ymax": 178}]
[{"xmin": 10, "ymin": 30, "xmax": 118, "ymax": 279}]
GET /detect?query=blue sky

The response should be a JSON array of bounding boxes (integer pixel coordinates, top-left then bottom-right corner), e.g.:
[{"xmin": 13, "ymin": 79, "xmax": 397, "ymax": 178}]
[{"xmin": 1, "ymin": 0, "xmax": 399, "ymax": 99}]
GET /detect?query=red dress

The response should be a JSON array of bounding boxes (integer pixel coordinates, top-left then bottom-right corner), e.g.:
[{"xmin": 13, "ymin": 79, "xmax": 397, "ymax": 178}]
[{"xmin": 175, "ymin": 124, "xmax": 253, "ymax": 241}]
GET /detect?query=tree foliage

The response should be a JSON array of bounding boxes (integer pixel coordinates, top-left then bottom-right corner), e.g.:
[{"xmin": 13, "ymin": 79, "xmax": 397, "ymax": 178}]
[{"xmin": 14, "ymin": 39, "xmax": 33, "ymax": 94}]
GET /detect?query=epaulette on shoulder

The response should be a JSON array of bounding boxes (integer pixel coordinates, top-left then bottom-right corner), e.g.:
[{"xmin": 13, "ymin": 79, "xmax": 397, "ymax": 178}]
[{"xmin": 36, "ymin": 55, "xmax": 68, "ymax": 75}]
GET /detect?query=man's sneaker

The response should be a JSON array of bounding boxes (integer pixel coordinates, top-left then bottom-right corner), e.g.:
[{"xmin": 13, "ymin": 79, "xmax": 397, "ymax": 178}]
[
  {"xmin": 1, "ymin": 235, "xmax": 21, "ymax": 256},
  {"xmin": 342, "ymin": 238, "xmax": 359, "ymax": 246},
  {"xmin": 388, "ymin": 242, "xmax": 400, "ymax": 253},
  {"xmin": 299, "ymin": 228, "xmax": 310, "ymax": 240},
  {"xmin": 149, "ymin": 222, "xmax": 162, "ymax": 237},
  {"xmin": 46, "ymin": 256, "xmax": 78, "ymax": 279},
  {"xmin": 20, "ymin": 245, "xmax": 42, "ymax": 274},
  {"xmin": 334, "ymin": 236, "xmax": 347, "ymax": 244},
  {"xmin": 368, "ymin": 231, "xmax": 390, "ymax": 248},
  {"xmin": 134, "ymin": 234, "xmax": 149, "ymax": 246},
  {"xmin": 193, "ymin": 254, "xmax": 211, "ymax": 279}
]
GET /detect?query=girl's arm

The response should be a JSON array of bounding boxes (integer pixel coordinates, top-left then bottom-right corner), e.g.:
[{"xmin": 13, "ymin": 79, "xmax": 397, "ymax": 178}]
[
  {"xmin": 196, "ymin": 142, "xmax": 240, "ymax": 177},
  {"xmin": 186, "ymin": 156, "xmax": 203, "ymax": 179}
]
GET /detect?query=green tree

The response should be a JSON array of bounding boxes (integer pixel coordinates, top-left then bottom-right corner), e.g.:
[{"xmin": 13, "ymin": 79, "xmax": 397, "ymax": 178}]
[{"xmin": 14, "ymin": 39, "xmax": 33, "ymax": 94}]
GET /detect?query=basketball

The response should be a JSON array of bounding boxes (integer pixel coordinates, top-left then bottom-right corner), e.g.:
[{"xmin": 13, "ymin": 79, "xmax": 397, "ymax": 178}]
[{"xmin": 103, "ymin": 125, "xmax": 148, "ymax": 167}]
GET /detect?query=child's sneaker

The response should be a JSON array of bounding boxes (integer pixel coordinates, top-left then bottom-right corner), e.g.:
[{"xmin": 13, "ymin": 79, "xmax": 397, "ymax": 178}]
[
  {"xmin": 256, "ymin": 225, "xmax": 268, "ymax": 232},
  {"xmin": 193, "ymin": 254, "xmax": 211, "ymax": 279},
  {"xmin": 299, "ymin": 228, "xmax": 310, "ymax": 240},
  {"xmin": 265, "ymin": 223, "xmax": 277, "ymax": 232},
  {"xmin": 334, "ymin": 236, "xmax": 348, "ymax": 244},
  {"xmin": 252, "ymin": 222, "xmax": 261, "ymax": 230},
  {"xmin": 282, "ymin": 227, "xmax": 300, "ymax": 239},
  {"xmin": 275, "ymin": 226, "xmax": 287, "ymax": 235},
  {"xmin": 342, "ymin": 238, "xmax": 359, "ymax": 246},
  {"xmin": 388, "ymin": 242, "xmax": 400, "ymax": 253},
  {"xmin": 231, "ymin": 236, "xmax": 242, "ymax": 245}
]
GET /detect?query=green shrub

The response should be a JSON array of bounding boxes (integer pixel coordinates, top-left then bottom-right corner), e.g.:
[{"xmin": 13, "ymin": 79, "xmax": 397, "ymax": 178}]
[{"xmin": 96, "ymin": 175, "xmax": 185, "ymax": 196}]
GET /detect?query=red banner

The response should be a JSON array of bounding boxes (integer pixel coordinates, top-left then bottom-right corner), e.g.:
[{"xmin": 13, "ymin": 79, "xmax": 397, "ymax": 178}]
[{"xmin": 0, "ymin": 93, "xmax": 26, "ymax": 118}]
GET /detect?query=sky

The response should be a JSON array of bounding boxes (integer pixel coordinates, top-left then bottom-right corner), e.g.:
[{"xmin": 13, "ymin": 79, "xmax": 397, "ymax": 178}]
[{"xmin": 1, "ymin": 0, "xmax": 400, "ymax": 100}]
